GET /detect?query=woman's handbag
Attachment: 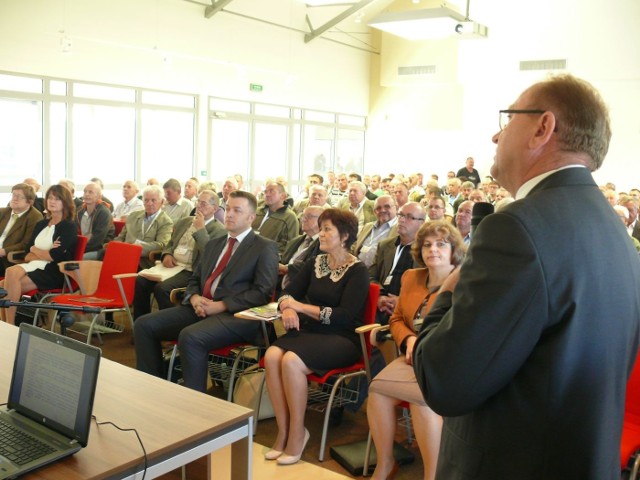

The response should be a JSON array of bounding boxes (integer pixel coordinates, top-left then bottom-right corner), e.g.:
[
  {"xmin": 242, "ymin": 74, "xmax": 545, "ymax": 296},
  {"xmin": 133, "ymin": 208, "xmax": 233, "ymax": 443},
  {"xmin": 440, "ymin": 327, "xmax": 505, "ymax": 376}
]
[{"xmin": 233, "ymin": 364, "xmax": 274, "ymax": 420}]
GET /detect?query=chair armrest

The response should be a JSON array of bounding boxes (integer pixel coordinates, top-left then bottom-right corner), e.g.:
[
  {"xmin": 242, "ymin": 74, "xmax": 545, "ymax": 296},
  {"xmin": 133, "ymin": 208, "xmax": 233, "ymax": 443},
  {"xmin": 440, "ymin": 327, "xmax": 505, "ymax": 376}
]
[
  {"xmin": 58, "ymin": 260, "xmax": 103, "ymax": 295},
  {"xmin": 169, "ymin": 287, "xmax": 187, "ymax": 306},
  {"xmin": 112, "ymin": 273, "xmax": 138, "ymax": 279},
  {"xmin": 356, "ymin": 323, "xmax": 382, "ymax": 335},
  {"xmin": 7, "ymin": 250, "xmax": 26, "ymax": 264}
]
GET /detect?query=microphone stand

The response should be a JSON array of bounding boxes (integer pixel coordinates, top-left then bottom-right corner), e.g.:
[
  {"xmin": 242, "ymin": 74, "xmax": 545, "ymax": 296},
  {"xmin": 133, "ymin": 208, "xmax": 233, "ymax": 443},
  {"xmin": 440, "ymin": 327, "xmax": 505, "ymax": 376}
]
[{"xmin": 0, "ymin": 299, "xmax": 102, "ymax": 335}]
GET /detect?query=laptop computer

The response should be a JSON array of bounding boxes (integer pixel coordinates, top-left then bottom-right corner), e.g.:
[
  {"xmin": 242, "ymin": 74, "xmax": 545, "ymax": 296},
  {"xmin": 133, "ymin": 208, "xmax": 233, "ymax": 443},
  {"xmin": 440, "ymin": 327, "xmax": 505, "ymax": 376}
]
[{"xmin": 0, "ymin": 323, "xmax": 101, "ymax": 479}]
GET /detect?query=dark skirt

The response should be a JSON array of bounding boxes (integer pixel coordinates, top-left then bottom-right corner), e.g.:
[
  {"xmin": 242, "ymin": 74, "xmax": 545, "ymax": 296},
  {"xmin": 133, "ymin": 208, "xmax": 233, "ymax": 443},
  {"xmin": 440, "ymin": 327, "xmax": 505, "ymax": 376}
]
[
  {"xmin": 273, "ymin": 330, "xmax": 361, "ymax": 375},
  {"xmin": 26, "ymin": 267, "xmax": 65, "ymax": 291}
]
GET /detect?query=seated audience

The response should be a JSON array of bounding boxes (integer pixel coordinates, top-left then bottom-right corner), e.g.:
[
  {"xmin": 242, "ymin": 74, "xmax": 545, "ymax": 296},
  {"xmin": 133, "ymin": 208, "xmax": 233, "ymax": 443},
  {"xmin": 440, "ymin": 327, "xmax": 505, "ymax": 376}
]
[
  {"xmin": 367, "ymin": 221, "xmax": 466, "ymax": 480},
  {"xmin": 77, "ymin": 182, "xmax": 115, "ymax": 259},
  {"xmin": 134, "ymin": 191, "xmax": 279, "ymax": 391},
  {"xmin": 454, "ymin": 200, "xmax": 473, "ymax": 244},
  {"xmin": 354, "ymin": 195, "xmax": 398, "ymax": 267},
  {"xmin": 371, "ymin": 202, "xmax": 425, "ymax": 325},
  {"xmin": 22, "ymin": 178, "xmax": 45, "ymax": 213},
  {"xmin": 264, "ymin": 209, "xmax": 369, "ymax": 465},
  {"xmin": 278, "ymin": 205, "xmax": 323, "ymax": 291},
  {"xmin": 0, "ymin": 185, "xmax": 78, "ymax": 325},
  {"xmin": 133, "ymin": 190, "xmax": 225, "ymax": 319},
  {"xmin": 89, "ymin": 177, "xmax": 114, "ymax": 211},
  {"xmin": 162, "ymin": 178, "xmax": 192, "ymax": 222},
  {"xmin": 337, "ymin": 181, "xmax": 376, "ymax": 230},
  {"xmin": 183, "ymin": 177, "xmax": 199, "ymax": 206},
  {"xmin": 426, "ymin": 196, "xmax": 447, "ymax": 222},
  {"xmin": 452, "ymin": 180, "xmax": 474, "ymax": 214},
  {"xmin": 252, "ymin": 181, "xmax": 299, "ymax": 256},
  {"xmin": 113, "ymin": 180, "xmax": 144, "ymax": 220},
  {"xmin": 113, "ymin": 185, "xmax": 173, "ymax": 269},
  {"xmin": 613, "ymin": 205, "xmax": 640, "ymax": 254},
  {"xmin": 392, "ymin": 182, "xmax": 410, "ymax": 209},
  {"xmin": 58, "ymin": 178, "xmax": 83, "ymax": 210},
  {"xmin": 0, "ymin": 183, "xmax": 43, "ymax": 276},
  {"xmin": 217, "ymin": 176, "xmax": 238, "ymax": 223}
]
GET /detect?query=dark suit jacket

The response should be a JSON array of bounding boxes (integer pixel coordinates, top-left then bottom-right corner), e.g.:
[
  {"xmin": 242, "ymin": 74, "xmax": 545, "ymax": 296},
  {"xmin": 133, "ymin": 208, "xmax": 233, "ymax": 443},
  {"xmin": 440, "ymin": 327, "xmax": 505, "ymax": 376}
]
[
  {"xmin": 186, "ymin": 231, "xmax": 279, "ymax": 314},
  {"xmin": 414, "ymin": 168, "xmax": 640, "ymax": 480},
  {"xmin": 280, "ymin": 234, "xmax": 321, "ymax": 285},
  {"xmin": 632, "ymin": 221, "xmax": 640, "ymax": 243}
]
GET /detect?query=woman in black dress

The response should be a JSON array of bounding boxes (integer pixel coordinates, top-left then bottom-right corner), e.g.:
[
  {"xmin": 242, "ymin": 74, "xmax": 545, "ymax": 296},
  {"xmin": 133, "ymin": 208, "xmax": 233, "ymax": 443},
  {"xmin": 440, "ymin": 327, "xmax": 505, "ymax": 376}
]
[
  {"xmin": 264, "ymin": 208, "xmax": 370, "ymax": 465},
  {"xmin": 0, "ymin": 184, "xmax": 77, "ymax": 325}
]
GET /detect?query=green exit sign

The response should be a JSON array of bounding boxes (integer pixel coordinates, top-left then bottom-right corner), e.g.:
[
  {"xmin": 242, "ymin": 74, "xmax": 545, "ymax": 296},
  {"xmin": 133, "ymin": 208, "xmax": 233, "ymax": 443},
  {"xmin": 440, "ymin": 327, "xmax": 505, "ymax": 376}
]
[{"xmin": 250, "ymin": 83, "xmax": 263, "ymax": 92}]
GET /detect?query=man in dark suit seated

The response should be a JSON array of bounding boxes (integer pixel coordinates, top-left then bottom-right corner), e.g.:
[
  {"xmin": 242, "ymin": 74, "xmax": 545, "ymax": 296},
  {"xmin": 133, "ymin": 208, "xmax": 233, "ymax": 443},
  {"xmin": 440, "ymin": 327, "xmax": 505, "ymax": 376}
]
[
  {"xmin": 132, "ymin": 189, "xmax": 226, "ymax": 319},
  {"xmin": 414, "ymin": 74, "xmax": 640, "ymax": 480},
  {"xmin": 278, "ymin": 205, "xmax": 323, "ymax": 292},
  {"xmin": 134, "ymin": 190, "xmax": 279, "ymax": 392},
  {"xmin": 0, "ymin": 183, "xmax": 43, "ymax": 276},
  {"xmin": 22, "ymin": 178, "xmax": 45, "ymax": 213}
]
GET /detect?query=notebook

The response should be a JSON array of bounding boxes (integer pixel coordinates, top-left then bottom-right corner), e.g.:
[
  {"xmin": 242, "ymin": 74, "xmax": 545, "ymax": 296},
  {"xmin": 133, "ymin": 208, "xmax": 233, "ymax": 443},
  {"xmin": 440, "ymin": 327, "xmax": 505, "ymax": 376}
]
[{"xmin": 0, "ymin": 323, "xmax": 101, "ymax": 479}]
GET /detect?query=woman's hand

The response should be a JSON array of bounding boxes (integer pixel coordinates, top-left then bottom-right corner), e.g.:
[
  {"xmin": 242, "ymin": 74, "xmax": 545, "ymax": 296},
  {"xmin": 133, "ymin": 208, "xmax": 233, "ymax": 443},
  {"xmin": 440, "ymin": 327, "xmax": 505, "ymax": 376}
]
[
  {"xmin": 404, "ymin": 335, "xmax": 417, "ymax": 365},
  {"xmin": 281, "ymin": 308, "xmax": 301, "ymax": 331}
]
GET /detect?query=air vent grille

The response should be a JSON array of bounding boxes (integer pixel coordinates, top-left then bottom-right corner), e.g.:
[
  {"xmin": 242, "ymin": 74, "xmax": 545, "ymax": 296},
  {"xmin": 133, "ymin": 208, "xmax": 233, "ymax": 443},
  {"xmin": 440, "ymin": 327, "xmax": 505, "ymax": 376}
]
[
  {"xmin": 519, "ymin": 59, "xmax": 567, "ymax": 71},
  {"xmin": 398, "ymin": 65, "xmax": 436, "ymax": 76}
]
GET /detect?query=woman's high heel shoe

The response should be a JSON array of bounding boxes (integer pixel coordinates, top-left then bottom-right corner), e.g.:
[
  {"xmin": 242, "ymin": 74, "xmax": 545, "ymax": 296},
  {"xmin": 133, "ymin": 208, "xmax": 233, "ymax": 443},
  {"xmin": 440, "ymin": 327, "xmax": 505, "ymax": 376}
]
[
  {"xmin": 264, "ymin": 448, "xmax": 283, "ymax": 460},
  {"xmin": 277, "ymin": 428, "xmax": 310, "ymax": 465}
]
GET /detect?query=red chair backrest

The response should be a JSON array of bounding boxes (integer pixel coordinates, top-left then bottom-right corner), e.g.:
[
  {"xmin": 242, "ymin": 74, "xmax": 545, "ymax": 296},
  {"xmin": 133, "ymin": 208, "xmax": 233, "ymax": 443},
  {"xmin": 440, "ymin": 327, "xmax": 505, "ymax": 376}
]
[
  {"xmin": 113, "ymin": 220, "xmax": 126, "ymax": 237},
  {"xmin": 93, "ymin": 241, "xmax": 142, "ymax": 302},
  {"xmin": 75, "ymin": 235, "xmax": 88, "ymax": 260},
  {"xmin": 362, "ymin": 283, "xmax": 381, "ymax": 359}
]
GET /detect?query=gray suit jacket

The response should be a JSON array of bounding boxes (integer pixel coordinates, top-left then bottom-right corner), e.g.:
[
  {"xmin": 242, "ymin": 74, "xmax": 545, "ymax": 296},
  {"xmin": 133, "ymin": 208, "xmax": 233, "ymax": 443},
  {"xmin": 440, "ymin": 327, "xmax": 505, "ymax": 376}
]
[
  {"xmin": 414, "ymin": 168, "xmax": 640, "ymax": 479},
  {"xmin": 186, "ymin": 231, "xmax": 279, "ymax": 314},
  {"xmin": 161, "ymin": 216, "xmax": 226, "ymax": 270}
]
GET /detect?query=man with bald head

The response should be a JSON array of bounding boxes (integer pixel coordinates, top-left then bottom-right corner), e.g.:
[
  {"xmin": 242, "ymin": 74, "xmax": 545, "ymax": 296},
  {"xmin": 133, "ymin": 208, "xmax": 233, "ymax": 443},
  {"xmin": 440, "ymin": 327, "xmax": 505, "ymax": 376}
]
[
  {"xmin": 454, "ymin": 200, "xmax": 473, "ymax": 244},
  {"xmin": 252, "ymin": 181, "xmax": 299, "ymax": 256},
  {"xmin": 414, "ymin": 74, "xmax": 640, "ymax": 479},
  {"xmin": 78, "ymin": 182, "xmax": 115, "ymax": 259},
  {"xmin": 113, "ymin": 180, "xmax": 144, "ymax": 220}
]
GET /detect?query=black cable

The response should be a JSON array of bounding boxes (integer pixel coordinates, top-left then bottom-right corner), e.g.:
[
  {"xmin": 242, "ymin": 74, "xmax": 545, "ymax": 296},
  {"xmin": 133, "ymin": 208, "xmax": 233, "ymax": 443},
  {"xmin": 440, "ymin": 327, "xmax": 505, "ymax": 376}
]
[{"xmin": 92, "ymin": 415, "xmax": 147, "ymax": 479}]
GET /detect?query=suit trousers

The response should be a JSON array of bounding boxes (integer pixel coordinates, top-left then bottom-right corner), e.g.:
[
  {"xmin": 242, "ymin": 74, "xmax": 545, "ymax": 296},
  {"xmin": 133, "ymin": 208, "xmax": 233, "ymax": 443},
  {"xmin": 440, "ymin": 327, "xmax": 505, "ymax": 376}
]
[
  {"xmin": 134, "ymin": 305, "xmax": 261, "ymax": 392},
  {"xmin": 133, "ymin": 270, "xmax": 192, "ymax": 319}
]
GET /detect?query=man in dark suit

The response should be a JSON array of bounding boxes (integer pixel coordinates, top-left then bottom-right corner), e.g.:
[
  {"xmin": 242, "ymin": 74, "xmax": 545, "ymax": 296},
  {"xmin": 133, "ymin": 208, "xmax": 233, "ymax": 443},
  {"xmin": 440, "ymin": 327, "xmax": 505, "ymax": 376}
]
[
  {"xmin": 369, "ymin": 201, "xmax": 424, "ymax": 326},
  {"xmin": 414, "ymin": 75, "xmax": 640, "ymax": 480},
  {"xmin": 278, "ymin": 205, "xmax": 323, "ymax": 291},
  {"xmin": 0, "ymin": 183, "xmax": 43, "ymax": 275},
  {"xmin": 134, "ymin": 190, "xmax": 279, "ymax": 392}
]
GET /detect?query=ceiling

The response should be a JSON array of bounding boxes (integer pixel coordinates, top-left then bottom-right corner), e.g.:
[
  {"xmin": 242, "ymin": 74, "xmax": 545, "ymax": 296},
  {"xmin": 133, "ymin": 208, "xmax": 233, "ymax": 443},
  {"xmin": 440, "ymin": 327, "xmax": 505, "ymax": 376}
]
[{"xmin": 182, "ymin": 0, "xmax": 472, "ymax": 53}]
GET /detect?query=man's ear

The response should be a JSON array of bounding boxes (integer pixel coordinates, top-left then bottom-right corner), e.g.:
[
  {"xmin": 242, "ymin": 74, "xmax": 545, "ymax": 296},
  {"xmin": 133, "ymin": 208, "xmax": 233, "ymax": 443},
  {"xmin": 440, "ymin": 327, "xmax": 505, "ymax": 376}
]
[{"xmin": 529, "ymin": 111, "xmax": 556, "ymax": 149}]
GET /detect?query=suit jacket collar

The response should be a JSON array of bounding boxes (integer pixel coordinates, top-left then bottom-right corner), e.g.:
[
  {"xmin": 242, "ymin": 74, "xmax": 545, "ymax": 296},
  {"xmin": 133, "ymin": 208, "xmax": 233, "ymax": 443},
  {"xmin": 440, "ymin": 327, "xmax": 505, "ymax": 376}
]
[{"xmin": 517, "ymin": 165, "xmax": 590, "ymax": 199}]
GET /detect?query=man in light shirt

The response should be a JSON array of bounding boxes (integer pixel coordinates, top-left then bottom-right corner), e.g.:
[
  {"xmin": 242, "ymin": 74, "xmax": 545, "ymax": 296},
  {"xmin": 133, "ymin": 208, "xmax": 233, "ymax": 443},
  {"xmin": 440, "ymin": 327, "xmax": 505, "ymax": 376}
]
[
  {"xmin": 113, "ymin": 180, "xmax": 144, "ymax": 220},
  {"xmin": 353, "ymin": 195, "xmax": 398, "ymax": 267}
]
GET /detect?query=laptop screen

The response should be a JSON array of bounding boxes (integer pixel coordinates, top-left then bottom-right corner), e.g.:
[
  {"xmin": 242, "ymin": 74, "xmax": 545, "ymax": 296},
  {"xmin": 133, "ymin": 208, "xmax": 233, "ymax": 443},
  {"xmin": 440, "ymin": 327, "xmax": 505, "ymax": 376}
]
[{"xmin": 7, "ymin": 324, "xmax": 101, "ymax": 447}]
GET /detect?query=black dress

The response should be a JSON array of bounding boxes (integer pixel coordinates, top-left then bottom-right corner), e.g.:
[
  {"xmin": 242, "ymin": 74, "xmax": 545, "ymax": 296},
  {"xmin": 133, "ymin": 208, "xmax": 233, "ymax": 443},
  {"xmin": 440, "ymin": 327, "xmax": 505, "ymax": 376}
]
[{"xmin": 273, "ymin": 254, "xmax": 369, "ymax": 372}]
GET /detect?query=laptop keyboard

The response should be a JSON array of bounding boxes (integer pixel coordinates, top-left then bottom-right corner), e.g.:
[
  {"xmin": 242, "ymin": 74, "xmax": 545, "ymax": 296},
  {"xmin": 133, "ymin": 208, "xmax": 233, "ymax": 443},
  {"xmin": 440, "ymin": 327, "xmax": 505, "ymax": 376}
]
[{"xmin": 0, "ymin": 420, "xmax": 56, "ymax": 466}]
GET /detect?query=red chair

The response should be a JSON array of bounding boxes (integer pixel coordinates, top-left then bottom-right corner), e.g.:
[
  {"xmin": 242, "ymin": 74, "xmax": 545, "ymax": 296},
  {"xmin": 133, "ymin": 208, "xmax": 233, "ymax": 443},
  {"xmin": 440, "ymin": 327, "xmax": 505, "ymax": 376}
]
[
  {"xmin": 49, "ymin": 241, "xmax": 142, "ymax": 344},
  {"xmin": 23, "ymin": 235, "xmax": 89, "ymax": 325},
  {"xmin": 254, "ymin": 282, "xmax": 380, "ymax": 461},
  {"xmin": 621, "ymin": 352, "xmax": 640, "ymax": 478},
  {"xmin": 113, "ymin": 220, "xmax": 126, "ymax": 237}
]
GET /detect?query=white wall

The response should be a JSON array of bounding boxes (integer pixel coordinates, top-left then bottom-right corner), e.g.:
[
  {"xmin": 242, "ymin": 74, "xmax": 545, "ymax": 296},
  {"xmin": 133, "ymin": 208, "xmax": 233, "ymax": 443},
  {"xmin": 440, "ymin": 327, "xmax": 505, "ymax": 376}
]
[
  {"xmin": 366, "ymin": 0, "xmax": 640, "ymax": 191},
  {"xmin": 0, "ymin": 0, "xmax": 371, "ymax": 112}
]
